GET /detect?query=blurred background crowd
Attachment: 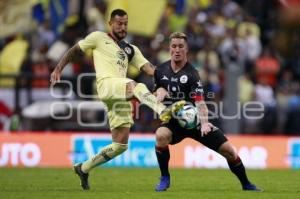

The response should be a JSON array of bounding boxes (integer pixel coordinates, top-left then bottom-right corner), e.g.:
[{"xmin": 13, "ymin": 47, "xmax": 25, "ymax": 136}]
[{"xmin": 0, "ymin": 0, "xmax": 300, "ymax": 135}]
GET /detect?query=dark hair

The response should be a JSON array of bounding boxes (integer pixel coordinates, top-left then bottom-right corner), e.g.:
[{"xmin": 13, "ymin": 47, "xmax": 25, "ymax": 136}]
[
  {"xmin": 110, "ymin": 9, "xmax": 127, "ymax": 20},
  {"xmin": 169, "ymin": 32, "xmax": 188, "ymax": 43}
]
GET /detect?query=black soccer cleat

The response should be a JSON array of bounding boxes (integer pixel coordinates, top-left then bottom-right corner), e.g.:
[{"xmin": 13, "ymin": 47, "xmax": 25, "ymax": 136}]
[{"xmin": 74, "ymin": 163, "xmax": 90, "ymax": 190}]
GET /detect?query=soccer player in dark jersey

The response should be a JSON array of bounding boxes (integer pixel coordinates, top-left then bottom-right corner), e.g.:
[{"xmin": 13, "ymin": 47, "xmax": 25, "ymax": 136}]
[{"xmin": 153, "ymin": 32, "xmax": 261, "ymax": 192}]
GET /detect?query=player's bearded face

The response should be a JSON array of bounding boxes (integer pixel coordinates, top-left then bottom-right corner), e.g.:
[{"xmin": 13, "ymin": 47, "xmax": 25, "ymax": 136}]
[
  {"xmin": 110, "ymin": 15, "xmax": 128, "ymax": 40},
  {"xmin": 170, "ymin": 38, "xmax": 188, "ymax": 62}
]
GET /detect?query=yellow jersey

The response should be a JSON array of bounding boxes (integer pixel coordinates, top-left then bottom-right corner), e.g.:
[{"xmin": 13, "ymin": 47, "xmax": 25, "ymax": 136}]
[{"xmin": 78, "ymin": 31, "xmax": 148, "ymax": 80}]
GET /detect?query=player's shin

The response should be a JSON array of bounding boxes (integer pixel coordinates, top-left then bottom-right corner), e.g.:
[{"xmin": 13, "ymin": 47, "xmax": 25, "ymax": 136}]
[
  {"xmin": 133, "ymin": 83, "xmax": 166, "ymax": 114},
  {"xmin": 227, "ymin": 156, "xmax": 251, "ymax": 186},
  {"xmin": 155, "ymin": 145, "xmax": 170, "ymax": 177},
  {"xmin": 81, "ymin": 142, "xmax": 128, "ymax": 173}
]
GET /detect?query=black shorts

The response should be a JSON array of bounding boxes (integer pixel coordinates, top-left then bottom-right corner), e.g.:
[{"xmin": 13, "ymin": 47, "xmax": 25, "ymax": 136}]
[{"xmin": 160, "ymin": 119, "xmax": 228, "ymax": 152}]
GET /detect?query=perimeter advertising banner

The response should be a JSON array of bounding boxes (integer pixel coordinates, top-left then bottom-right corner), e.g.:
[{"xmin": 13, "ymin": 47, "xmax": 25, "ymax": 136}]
[
  {"xmin": 0, "ymin": 132, "xmax": 300, "ymax": 169},
  {"xmin": 0, "ymin": 133, "xmax": 71, "ymax": 167}
]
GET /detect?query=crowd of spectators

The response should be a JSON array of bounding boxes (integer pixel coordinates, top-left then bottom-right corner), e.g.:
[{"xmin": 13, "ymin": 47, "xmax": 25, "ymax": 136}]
[{"xmin": 0, "ymin": 0, "xmax": 299, "ymax": 135}]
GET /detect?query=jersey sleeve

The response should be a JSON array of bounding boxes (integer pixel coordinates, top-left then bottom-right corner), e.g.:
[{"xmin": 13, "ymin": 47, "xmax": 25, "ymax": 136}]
[
  {"xmin": 190, "ymin": 71, "xmax": 204, "ymax": 101},
  {"xmin": 130, "ymin": 45, "xmax": 149, "ymax": 70},
  {"xmin": 153, "ymin": 69, "xmax": 161, "ymax": 92},
  {"xmin": 78, "ymin": 31, "xmax": 102, "ymax": 52}
]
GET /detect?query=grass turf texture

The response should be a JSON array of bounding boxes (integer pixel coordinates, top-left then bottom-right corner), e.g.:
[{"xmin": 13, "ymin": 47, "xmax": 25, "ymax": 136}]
[{"xmin": 0, "ymin": 168, "xmax": 299, "ymax": 199}]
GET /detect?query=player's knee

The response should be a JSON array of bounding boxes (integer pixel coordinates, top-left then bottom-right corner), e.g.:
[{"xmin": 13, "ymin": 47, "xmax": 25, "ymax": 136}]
[
  {"xmin": 156, "ymin": 133, "xmax": 165, "ymax": 144},
  {"xmin": 134, "ymin": 83, "xmax": 148, "ymax": 91},
  {"xmin": 131, "ymin": 81, "xmax": 138, "ymax": 87},
  {"xmin": 156, "ymin": 130, "xmax": 171, "ymax": 146},
  {"xmin": 126, "ymin": 81, "xmax": 137, "ymax": 97},
  {"xmin": 127, "ymin": 81, "xmax": 137, "ymax": 89},
  {"xmin": 111, "ymin": 142, "xmax": 128, "ymax": 157}
]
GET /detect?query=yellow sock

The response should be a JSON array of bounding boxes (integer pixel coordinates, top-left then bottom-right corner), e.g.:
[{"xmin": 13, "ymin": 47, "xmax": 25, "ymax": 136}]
[
  {"xmin": 81, "ymin": 142, "xmax": 127, "ymax": 173},
  {"xmin": 133, "ymin": 83, "xmax": 166, "ymax": 114}
]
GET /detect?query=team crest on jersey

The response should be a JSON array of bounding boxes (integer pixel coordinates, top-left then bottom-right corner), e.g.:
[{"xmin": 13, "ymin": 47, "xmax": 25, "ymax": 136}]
[
  {"xmin": 180, "ymin": 75, "xmax": 188, "ymax": 83},
  {"xmin": 117, "ymin": 51, "xmax": 126, "ymax": 61},
  {"xmin": 124, "ymin": 47, "xmax": 132, "ymax": 54}
]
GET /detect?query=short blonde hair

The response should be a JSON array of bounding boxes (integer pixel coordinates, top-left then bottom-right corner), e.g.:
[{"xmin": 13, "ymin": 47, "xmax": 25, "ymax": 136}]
[{"xmin": 169, "ymin": 32, "xmax": 187, "ymax": 42}]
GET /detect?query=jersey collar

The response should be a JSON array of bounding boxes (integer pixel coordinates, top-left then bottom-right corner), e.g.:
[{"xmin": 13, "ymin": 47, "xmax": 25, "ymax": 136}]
[
  {"xmin": 170, "ymin": 61, "xmax": 189, "ymax": 74},
  {"xmin": 107, "ymin": 32, "xmax": 120, "ymax": 43}
]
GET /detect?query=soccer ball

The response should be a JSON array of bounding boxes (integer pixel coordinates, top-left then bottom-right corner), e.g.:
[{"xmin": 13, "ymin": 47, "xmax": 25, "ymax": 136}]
[{"xmin": 176, "ymin": 104, "xmax": 199, "ymax": 129}]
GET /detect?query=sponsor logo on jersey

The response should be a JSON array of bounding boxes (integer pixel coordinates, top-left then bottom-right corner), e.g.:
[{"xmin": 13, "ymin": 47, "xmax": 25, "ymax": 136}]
[
  {"xmin": 117, "ymin": 60, "xmax": 126, "ymax": 68},
  {"xmin": 117, "ymin": 51, "xmax": 126, "ymax": 61},
  {"xmin": 161, "ymin": 75, "xmax": 169, "ymax": 80},
  {"xmin": 195, "ymin": 88, "xmax": 204, "ymax": 93},
  {"xmin": 180, "ymin": 75, "xmax": 188, "ymax": 83},
  {"xmin": 171, "ymin": 77, "xmax": 178, "ymax": 82},
  {"xmin": 197, "ymin": 80, "xmax": 202, "ymax": 87}
]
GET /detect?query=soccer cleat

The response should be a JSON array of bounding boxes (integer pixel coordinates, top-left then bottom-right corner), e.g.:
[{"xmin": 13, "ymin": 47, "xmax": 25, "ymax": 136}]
[
  {"xmin": 243, "ymin": 183, "xmax": 262, "ymax": 192},
  {"xmin": 159, "ymin": 100, "xmax": 186, "ymax": 122},
  {"xmin": 155, "ymin": 176, "xmax": 170, "ymax": 192},
  {"xmin": 74, "ymin": 163, "xmax": 90, "ymax": 190}
]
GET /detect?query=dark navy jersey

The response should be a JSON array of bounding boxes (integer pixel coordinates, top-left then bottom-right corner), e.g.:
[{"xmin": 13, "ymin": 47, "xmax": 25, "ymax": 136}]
[{"xmin": 154, "ymin": 60, "xmax": 204, "ymax": 105}]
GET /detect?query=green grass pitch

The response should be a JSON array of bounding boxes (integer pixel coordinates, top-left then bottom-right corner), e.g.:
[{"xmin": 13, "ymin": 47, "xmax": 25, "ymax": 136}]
[{"xmin": 0, "ymin": 168, "xmax": 299, "ymax": 199}]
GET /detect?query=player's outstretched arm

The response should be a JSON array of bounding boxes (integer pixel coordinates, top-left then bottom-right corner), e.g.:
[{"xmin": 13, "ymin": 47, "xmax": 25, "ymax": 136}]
[
  {"xmin": 50, "ymin": 44, "xmax": 82, "ymax": 86},
  {"xmin": 140, "ymin": 62, "xmax": 156, "ymax": 76}
]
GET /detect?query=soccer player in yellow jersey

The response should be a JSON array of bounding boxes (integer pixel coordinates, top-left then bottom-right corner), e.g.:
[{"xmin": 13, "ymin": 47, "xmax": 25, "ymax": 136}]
[{"xmin": 50, "ymin": 9, "xmax": 185, "ymax": 190}]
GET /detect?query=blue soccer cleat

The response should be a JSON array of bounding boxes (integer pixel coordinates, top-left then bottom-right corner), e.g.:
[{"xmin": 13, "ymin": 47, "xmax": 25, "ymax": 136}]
[
  {"xmin": 243, "ymin": 183, "xmax": 262, "ymax": 192},
  {"xmin": 155, "ymin": 176, "xmax": 170, "ymax": 192}
]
